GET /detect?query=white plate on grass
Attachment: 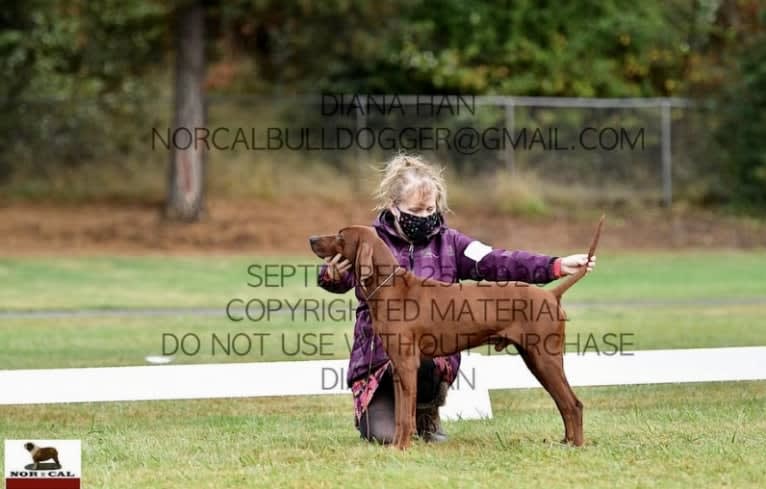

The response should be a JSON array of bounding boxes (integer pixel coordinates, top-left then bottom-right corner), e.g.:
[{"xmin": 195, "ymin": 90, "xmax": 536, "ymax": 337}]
[{"xmin": 145, "ymin": 355, "xmax": 175, "ymax": 365}]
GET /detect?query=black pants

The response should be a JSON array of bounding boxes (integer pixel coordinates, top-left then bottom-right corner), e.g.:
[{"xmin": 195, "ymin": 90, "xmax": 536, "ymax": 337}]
[{"xmin": 358, "ymin": 358, "xmax": 443, "ymax": 444}]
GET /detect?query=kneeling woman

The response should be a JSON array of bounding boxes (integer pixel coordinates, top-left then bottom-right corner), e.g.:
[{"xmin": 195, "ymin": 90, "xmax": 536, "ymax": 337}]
[{"xmin": 317, "ymin": 154, "xmax": 595, "ymax": 443}]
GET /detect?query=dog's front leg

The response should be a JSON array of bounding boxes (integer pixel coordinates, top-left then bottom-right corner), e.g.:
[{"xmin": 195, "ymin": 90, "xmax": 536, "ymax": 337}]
[{"xmin": 391, "ymin": 356, "xmax": 419, "ymax": 450}]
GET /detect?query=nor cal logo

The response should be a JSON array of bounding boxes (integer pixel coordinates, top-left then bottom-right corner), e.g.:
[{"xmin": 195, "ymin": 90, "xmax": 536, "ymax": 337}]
[{"xmin": 4, "ymin": 440, "xmax": 81, "ymax": 489}]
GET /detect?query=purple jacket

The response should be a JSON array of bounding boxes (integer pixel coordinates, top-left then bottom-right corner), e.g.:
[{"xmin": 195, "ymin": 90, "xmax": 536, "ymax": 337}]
[{"xmin": 318, "ymin": 211, "xmax": 560, "ymax": 387}]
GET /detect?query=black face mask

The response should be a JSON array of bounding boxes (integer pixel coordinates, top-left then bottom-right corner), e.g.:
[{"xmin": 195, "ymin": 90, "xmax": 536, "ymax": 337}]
[{"xmin": 397, "ymin": 208, "xmax": 441, "ymax": 243}]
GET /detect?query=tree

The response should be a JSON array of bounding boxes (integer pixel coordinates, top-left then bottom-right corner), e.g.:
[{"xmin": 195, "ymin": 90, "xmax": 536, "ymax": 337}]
[{"xmin": 166, "ymin": 0, "xmax": 206, "ymax": 221}]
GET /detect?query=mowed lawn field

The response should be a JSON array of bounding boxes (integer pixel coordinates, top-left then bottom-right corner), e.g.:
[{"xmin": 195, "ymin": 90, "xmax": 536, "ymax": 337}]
[{"xmin": 1, "ymin": 251, "xmax": 765, "ymax": 488}]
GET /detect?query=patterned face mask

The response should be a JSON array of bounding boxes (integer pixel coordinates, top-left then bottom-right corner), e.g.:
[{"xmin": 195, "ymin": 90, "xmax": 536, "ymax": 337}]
[{"xmin": 397, "ymin": 208, "xmax": 441, "ymax": 243}]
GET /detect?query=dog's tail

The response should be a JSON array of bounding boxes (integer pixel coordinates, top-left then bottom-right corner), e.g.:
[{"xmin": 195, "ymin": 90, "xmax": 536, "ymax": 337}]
[{"xmin": 550, "ymin": 214, "xmax": 605, "ymax": 299}]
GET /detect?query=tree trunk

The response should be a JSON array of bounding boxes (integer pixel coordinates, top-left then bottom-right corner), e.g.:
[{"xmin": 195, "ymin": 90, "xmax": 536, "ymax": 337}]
[{"xmin": 166, "ymin": 0, "xmax": 206, "ymax": 221}]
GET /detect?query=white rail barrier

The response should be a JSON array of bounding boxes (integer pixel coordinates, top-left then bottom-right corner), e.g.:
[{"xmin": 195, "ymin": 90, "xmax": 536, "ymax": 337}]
[{"xmin": 1, "ymin": 347, "xmax": 764, "ymax": 421}]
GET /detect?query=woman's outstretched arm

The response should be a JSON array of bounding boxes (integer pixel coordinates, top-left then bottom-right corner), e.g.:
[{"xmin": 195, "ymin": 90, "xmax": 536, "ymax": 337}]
[{"xmin": 451, "ymin": 230, "xmax": 563, "ymax": 284}]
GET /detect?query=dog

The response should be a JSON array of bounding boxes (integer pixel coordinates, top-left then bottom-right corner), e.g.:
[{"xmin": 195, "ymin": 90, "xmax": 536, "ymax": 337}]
[
  {"xmin": 310, "ymin": 216, "xmax": 603, "ymax": 449},
  {"xmin": 24, "ymin": 442, "xmax": 61, "ymax": 470}
]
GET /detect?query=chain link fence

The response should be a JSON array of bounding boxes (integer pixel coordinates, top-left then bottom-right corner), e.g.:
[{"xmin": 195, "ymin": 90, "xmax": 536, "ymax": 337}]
[{"xmin": 3, "ymin": 95, "xmax": 718, "ymax": 207}]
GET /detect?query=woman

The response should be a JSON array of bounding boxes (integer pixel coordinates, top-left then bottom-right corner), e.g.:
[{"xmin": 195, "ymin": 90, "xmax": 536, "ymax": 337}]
[{"xmin": 318, "ymin": 154, "xmax": 596, "ymax": 444}]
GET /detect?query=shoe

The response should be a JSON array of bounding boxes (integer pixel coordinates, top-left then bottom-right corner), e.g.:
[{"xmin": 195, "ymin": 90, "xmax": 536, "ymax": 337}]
[
  {"xmin": 416, "ymin": 405, "xmax": 448, "ymax": 442},
  {"xmin": 416, "ymin": 381, "xmax": 450, "ymax": 443}
]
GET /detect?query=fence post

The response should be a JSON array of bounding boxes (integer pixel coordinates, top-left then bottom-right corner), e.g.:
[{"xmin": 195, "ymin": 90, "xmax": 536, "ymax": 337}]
[
  {"xmin": 504, "ymin": 98, "xmax": 515, "ymax": 174},
  {"xmin": 661, "ymin": 100, "xmax": 672, "ymax": 207}
]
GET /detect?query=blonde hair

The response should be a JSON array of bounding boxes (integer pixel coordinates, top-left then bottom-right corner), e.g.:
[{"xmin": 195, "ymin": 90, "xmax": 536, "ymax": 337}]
[{"xmin": 373, "ymin": 153, "xmax": 450, "ymax": 213}]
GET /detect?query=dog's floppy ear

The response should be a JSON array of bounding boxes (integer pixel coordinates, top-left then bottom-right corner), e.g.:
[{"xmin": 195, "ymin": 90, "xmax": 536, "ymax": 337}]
[{"xmin": 355, "ymin": 241, "xmax": 374, "ymax": 293}]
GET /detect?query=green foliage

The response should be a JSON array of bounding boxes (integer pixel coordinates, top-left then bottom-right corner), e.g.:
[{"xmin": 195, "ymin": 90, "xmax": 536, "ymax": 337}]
[
  {"xmin": 387, "ymin": 0, "xmax": 682, "ymax": 96},
  {"xmin": 715, "ymin": 10, "xmax": 766, "ymax": 210},
  {"xmin": 237, "ymin": 0, "xmax": 706, "ymax": 96},
  {"xmin": 216, "ymin": 0, "xmax": 410, "ymax": 92},
  {"xmin": 0, "ymin": 0, "xmax": 168, "ymax": 180},
  {"xmin": 0, "ymin": 0, "xmax": 167, "ymax": 100}
]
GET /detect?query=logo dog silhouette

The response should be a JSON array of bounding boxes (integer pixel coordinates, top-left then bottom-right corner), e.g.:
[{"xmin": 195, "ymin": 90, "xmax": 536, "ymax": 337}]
[{"xmin": 24, "ymin": 442, "xmax": 61, "ymax": 470}]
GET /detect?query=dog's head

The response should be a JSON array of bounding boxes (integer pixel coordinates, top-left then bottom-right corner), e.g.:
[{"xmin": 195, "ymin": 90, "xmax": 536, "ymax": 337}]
[
  {"xmin": 24, "ymin": 442, "xmax": 35, "ymax": 452},
  {"xmin": 309, "ymin": 225, "xmax": 391, "ymax": 291}
]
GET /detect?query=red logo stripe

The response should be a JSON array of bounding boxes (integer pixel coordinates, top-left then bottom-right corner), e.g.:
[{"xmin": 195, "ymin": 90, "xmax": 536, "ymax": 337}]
[{"xmin": 6, "ymin": 478, "xmax": 80, "ymax": 489}]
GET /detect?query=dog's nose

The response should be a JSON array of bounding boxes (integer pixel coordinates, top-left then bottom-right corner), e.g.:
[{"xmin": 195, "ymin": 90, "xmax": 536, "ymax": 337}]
[{"xmin": 309, "ymin": 236, "xmax": 320, "ymax": 245}]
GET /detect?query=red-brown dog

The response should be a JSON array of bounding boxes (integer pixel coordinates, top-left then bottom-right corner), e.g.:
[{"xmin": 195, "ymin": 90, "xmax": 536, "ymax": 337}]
[{"xmin": 310, "ymin": 216, "xmax": 603, "ymax": 449}]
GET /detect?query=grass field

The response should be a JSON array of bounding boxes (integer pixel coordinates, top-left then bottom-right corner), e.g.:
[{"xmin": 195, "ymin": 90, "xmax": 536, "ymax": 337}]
[
  {"xmin": 1, "ymin": 252, "xmax": 765, "ymax": 488},
  {"xmin": 2, "ymin": 251, "xmax": 766, "ymax": 311}
]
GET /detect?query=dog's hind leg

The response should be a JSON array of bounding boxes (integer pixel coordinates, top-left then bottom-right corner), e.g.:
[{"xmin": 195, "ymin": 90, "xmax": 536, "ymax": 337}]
[
  {"xmin": 544, "ymin": 354, "xmax": 583, "ymax": 446},
  {"xmin": 518, "ymin": 344, "xmax": 583, "ymax": 446}
]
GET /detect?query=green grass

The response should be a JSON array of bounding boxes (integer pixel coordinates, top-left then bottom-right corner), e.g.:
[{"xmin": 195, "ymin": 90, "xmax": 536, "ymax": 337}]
[
  {"xmin": 1, "ymin": 302, "xmax": 765, "ymax": 370},
  {"xmin": 1, "ymin": 252, "xmax": 764, "ymax": 370},
  {"xmin": 0, "ymin": 382, "xmax": 764, "ymax": 488},
  {"xmin": 1, "ymin": 252, "xmax": 765, "ymax": 487},
  {"xmin": 560, "ymin": 251, "xmax": 766, "ymax": 302},
  {"xmin": 0, "ymin": 315, "xmax": 352, "ymax": 369},
  {"xmin": 1, "ymin": 251, "xmax": 765, "ymax": 311},
  {"xmin": 0, "ymin": 256, "xmax": 321, "ymax": 311}
]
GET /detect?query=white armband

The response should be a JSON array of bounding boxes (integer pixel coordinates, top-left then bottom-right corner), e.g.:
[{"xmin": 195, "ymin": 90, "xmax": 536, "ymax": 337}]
[{"xmin": 463, "ymin": 240, "xmax": 492, "ymax": 262}]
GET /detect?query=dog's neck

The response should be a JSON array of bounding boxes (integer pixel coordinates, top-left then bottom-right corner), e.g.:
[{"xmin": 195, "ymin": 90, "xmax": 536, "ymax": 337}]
[
  {"xmin": 367, "ymin": 251, "xmax": 403, "ymax": 291},
  {"xmin": 366, "ymin": 264, "xmax": 405, "ymax": 298},
  {"xmin": 361, "ymin": 241, "xmax": 412, "ymax": 303}
]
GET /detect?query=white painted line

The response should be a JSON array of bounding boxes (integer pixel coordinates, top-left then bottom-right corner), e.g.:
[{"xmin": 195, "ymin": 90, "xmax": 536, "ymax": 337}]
[{"xmin": 1, "ymin": 347, "xmax": 765, "ymax": 417}]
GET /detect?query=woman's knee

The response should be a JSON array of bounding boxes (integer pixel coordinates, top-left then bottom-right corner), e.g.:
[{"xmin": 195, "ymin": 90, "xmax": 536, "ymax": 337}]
[
  {"xmin": 358, "ymin": 411, "xmax": 395, "ymax": 444},
  {"xmin": 358, "ymin": 375, "xmax": 396, "ymax": 444}
]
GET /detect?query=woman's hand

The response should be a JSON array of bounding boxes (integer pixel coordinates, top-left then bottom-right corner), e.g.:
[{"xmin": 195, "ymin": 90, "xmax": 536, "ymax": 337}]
[
  {"xmin": 560, "ymin": 254, "xmax": 597, "ymax": 276},
  {"xmin": 323, "ymin": 253, "xmax": 351, "ymax": 282}
]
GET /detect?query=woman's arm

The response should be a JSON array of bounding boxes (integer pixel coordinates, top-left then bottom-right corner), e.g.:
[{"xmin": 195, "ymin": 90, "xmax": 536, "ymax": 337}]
[{"xmin": 452, "ymin": 230, "xmax": 562, "ymax": 284}]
